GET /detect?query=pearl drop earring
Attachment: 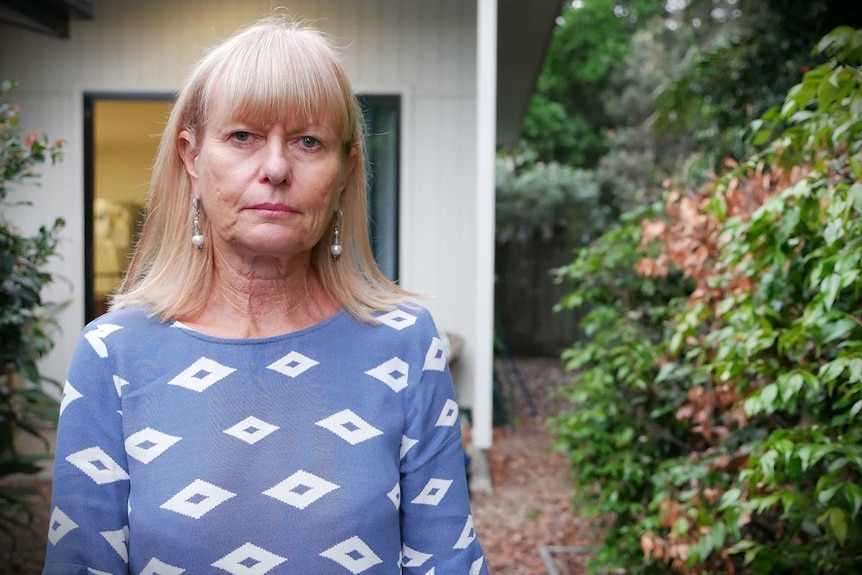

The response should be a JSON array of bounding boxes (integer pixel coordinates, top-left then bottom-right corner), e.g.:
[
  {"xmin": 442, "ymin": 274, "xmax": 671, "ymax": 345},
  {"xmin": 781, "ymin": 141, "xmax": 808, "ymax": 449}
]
[
  {"xmin": 192, "ymin": 199, "xmax": 204, "ymax": 249},
  {"xmin": 330, "ymin": 210, "xmax": 343, "ymax": 258}
]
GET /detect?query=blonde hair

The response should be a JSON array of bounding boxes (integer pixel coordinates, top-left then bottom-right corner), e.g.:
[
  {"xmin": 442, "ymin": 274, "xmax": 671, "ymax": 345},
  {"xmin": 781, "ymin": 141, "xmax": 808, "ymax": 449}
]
[{"xmin": 111, "ymin": 16, "xmax": 412, "ymax": 323}]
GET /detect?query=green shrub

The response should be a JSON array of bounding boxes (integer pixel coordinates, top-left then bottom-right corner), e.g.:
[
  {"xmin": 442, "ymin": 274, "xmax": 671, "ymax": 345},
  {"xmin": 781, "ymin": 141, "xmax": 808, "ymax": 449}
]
[
  {"xmin": 496, "ymin": 152, "xmax": 608, "ymax": 244},
  {"xmin": 0, "ymin": 78, "xmax": 64, "ymax": 542},
  {"xmin": 553, "ymin": 27, "xmax": 862, "ymax": 575}
]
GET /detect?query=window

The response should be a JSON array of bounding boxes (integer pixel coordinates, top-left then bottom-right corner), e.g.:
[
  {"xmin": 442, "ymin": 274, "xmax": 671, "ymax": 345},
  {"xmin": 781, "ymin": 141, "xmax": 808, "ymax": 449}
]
[{"xmin": 360, "ymin": 95, "xmax": 401, "ymax": 281}]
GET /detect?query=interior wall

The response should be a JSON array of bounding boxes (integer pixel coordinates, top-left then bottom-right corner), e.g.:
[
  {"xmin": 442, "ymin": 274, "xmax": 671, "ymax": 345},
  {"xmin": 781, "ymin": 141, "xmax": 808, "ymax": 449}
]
[{"xmin": 92, "ymin": 99, "xmax": 172, "ymax": 310}]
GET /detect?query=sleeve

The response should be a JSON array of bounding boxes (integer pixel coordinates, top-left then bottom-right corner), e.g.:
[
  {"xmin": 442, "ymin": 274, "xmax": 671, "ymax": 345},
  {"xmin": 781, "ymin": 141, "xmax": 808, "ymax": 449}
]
[
  {"xmin": 42, "ymin": 322, "xmax": 131, "ymax": 575},
  {"xmin": 399, "ymin": 316, "xmax": 490, "ymax": 575}
]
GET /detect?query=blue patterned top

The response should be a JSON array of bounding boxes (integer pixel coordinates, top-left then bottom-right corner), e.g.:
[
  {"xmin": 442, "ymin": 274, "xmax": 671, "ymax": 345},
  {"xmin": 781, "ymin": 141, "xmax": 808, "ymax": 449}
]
[{"xmin": 43, "ymin": 305, "xmax": 487, "ymax": 575}]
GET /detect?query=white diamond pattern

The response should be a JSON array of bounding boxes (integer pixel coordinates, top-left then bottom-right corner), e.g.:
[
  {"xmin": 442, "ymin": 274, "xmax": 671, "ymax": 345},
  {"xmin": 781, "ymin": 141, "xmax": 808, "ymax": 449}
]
[
  {"xmin": 211, "ymin": 542, "xmax": 287, "ymax": 575},
  {"xmin": 113, "ymin": 375, "xmax": 129, "ymax": 398},
  {"xmin": 411, "ymin": 478, "xmax": 453, "ymax": 506},
  {"xmin": 141, "ymin": 557, "xmax": 185, "ymax": 575},
  {"xmin": 263, "ymin": 470, "xmax": 339, "ymax": 509},
  {"xmin": 435, "ymin": 399, "xmax": 459, "ymax": 427},
  {"xmin": 160, "ymin": 479, "xmax": 236, "ymax": 519},
  {"xmin": 316, "ymin": 409, "xmax": 383, "ymax": 445},
  {"xmin": 84, "ymin": 323, "xmax": 123, "ymax": 358},
  {"xmin": 66, "ymin": 447, "xmax": 130, "ymax": 484},
  {"xmin": 365, "ymin": 357, "xmax": 409, "ymax": 392},
  {"xmin": 101, "ymin": 526, "xmax": 129, "ymax": 562},
  {"xmin": 320, "ymin": 536, "xmax": 383, "ymax": 573},
  {"xmin": 423, "ymin": 337, "xmax": 447, "ymax": 372},
  {"xmin": 454, "ymin": 515, "xmax": 476, "ymax": 549},
  {"xmin": 267, "ymin": 351, "xmax": 319, "ymax": 378},
  {"xmin": 167, "ymin": 357, "xmax": 236, "ymax": 392},
  {"xmin": 377, "ymin": 309, "xmax": 417, "ymax": 330},
  {"xmin": 224, "ymin": 416, "xmax": 279, "ymax": 445},
  {"xmin": 470, "ymin": 557, "xmax": 485, "ymax": 575},
  {"xmin": 59, "ymin": 380, "xmax": 82, "ymax": 415},
  {"xmin": 400, "ymin": 435, "xmax": 418, "ymax": 459},
  {"xmin": 47, "ymin": 507, "xmax": 78, "ymax": 545},
  {"xmin": 402, "ymin": 543, "xmax": 432, "ymax": 567},
  {"xmin": 387, "ymin": 482, "xmax": 400, "ymax": 509},
  {"xmin": 125, "ymin": 428, "xmax": 182, "ymax": 464}
]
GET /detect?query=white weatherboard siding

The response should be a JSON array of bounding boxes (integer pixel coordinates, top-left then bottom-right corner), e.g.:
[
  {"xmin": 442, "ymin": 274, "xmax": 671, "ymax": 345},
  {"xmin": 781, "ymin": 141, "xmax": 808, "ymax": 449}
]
[{"xmin": 0, "ymin": 0, "xmax": 496, "ymax": 448}]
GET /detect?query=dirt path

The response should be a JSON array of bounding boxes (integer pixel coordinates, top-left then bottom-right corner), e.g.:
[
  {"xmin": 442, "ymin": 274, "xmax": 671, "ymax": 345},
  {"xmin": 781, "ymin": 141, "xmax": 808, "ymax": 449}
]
[
  {"xmin": 471, "ymin": 357, "xmax": 598, "ymax": 574},
  {"xmin": 472, "ymin": 421, "xmax": 595, "ymax": 574}
]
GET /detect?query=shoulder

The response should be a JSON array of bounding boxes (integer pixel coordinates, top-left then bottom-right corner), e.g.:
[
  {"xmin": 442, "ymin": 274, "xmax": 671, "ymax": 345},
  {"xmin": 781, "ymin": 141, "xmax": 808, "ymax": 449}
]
[
  {"xmin": 71, "ymin": 307, "xmax": 196, "ymax": 375},
  {"xmin": 363, "ymin": 303, "xmax": 444, "ymax": 349},
  {"xmin": 372, "ymin": 302, "xmax": 439, "ymax": 334},
  {"xmin": 76, "ymin": 306, "xmax": 171, "ymax": 349},
  {"xmin": 86, "ymin": 305, "xmax": 154, "ymax": 328},
  {"xmin": 363, "ymin": 303, "xmax": 452, "ymax": 368}
]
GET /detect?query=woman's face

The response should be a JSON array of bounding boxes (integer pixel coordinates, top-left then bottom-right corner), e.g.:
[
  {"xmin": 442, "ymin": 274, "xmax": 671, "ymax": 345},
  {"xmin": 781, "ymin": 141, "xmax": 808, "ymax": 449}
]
[{"xmin": 179, "ymin": 92, "xmax": 354, "ymax": 265}]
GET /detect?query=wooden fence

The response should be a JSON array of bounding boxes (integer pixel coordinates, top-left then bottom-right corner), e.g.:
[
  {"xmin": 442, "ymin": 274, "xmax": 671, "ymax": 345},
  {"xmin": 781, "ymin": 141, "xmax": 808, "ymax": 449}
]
[{"xmin": 494, "ymin": 240, "xmax": 586, "ymax": 357}]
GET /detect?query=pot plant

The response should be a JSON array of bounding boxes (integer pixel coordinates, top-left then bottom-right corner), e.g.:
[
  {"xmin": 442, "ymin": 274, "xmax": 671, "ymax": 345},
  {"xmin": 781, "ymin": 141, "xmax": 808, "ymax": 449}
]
[{"xmin": 0, "ymin": 78, "xmax": 65, "ymax": 542}]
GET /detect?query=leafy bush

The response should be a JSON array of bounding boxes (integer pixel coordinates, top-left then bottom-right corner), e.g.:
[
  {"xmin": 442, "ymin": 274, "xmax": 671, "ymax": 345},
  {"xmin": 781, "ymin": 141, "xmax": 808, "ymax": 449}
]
[
  {"xmin": 0, "ymin": 78, "xmax": 64, "ymax": 540},
  {"xmin": 496, "ymin": 152, "xmax": 608, "ymax": 244},
  {"xmin": 553, "ymin": 27, "xmax": 862, "ymax": 575}
]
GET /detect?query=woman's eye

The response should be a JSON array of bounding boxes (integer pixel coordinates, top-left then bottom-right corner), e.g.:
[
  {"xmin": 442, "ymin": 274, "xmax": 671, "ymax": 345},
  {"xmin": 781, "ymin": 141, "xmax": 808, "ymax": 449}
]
[
  {"xmin": 300, "ymin": 136, "xmax": 320, "ymax": 149},
  {"xmin": 231, "ymin": 131, "xmax": 252, "ymax": 143}
]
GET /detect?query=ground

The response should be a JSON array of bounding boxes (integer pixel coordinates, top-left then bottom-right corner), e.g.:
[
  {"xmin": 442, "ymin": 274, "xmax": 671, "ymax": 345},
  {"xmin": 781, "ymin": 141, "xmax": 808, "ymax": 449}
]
[
  {"xmin": 471, "ymin": 356, "xmax": 598, "ymax": 575},
  {"xmin": 0, "ymin": 356, "xmax": 597, "ymax": 574}
]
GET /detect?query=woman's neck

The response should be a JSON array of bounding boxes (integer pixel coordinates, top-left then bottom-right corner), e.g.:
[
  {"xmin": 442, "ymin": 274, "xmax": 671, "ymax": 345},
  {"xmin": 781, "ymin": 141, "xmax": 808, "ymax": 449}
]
[{"xmin": 181, "ymin": 254, "xmax": 338, "ymax": 338}]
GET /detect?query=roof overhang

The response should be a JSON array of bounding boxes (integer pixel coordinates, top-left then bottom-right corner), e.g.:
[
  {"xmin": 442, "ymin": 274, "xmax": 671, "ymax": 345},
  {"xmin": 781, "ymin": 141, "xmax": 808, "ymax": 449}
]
[
  {"xmin": 496, "ymin": 0, "xmax": 560, "ymax": 146},
  {"xmin": 0, "ymin": 0, "xmax": 94, "ymax": 39}
]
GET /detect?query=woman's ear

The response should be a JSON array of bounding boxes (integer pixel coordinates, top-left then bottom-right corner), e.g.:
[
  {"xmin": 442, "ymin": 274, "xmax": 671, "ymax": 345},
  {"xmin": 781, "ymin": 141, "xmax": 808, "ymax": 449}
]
[
  {"xmin": 178, "ymin": 129, "xmax": 199, "ymax": 179},
  {"xmin": 339, "ymin": 146, "xmax": 358, "ymax": 194}
]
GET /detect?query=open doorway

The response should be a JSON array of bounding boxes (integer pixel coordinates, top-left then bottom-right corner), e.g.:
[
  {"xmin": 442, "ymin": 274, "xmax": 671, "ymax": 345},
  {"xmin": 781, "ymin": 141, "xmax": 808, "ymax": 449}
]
[{"xmin": 84, "ymin": 94, "xmax": 173, "ymax": 321}]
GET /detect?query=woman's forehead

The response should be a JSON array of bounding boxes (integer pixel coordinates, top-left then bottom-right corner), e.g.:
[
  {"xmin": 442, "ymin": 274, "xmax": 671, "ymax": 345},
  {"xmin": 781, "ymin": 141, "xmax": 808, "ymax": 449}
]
[
  {"xmin": 201, "ymin": 73, "xmax": 346, "ymax": 135},
  {"xmin": 204, "ymin": 88, "xmax": 340, "ymax": 132}
]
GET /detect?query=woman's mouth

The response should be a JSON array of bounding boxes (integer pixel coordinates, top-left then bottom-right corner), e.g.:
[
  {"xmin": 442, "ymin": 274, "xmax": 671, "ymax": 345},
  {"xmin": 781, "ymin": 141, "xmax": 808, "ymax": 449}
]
[{"xmin": 248, "ymin": 203, "xmax": 297, "ymax": 215}]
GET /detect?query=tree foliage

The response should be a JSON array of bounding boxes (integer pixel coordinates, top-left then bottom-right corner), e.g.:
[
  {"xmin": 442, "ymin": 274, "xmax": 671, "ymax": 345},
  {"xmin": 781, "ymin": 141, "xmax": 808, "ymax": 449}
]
[
  {"xmin": 522, "ymin": 0, "xmax": 664, "ymax": 168},
  {"xmin": 654, "ymin": 0, "xmax": 862, "ymax": 170},
  {"xmin": 553, "ymin": 27, "xmax": 862, "ymax": 574}
]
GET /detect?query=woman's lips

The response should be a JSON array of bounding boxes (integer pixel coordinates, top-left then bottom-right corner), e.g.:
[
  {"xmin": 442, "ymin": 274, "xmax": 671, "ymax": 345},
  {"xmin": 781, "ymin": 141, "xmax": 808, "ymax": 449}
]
[{"xmin": 248, "ymin": 203, "xmax": 297, "ymax": 214}]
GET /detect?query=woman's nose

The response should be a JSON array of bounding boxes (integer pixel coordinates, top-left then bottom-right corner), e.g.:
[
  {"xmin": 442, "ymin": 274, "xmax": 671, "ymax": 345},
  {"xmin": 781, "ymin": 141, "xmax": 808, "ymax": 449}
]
[{"xmin": 260, "ymin": 139, "xmax": 291, "ymax": 184}]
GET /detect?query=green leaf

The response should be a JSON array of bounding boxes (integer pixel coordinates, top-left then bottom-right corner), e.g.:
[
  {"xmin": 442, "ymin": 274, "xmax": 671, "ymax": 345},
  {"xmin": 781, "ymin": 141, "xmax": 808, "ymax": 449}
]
[
  {"xmin": 760, "ymin": 383, "xmax": 779, "ymax": 413},
  {"xmin": 798, "ymin": 445, "xmax": 813, "ymax": 472},
  {"xmin": 818, "ymin": 483, "xmax": 842, "ymax": 506},
  {"xmin": 672, "ymin": 516, "xmax": 690, "ymax": 536},
  {"xmin": 845, "ymin": 484, "xmax": 862, "ymax": 519},
  {"xmin": 821, "ymin": 317, "xmax": 857, "ymax": 344},
  {"xmin": 818, "ymin": 507, "xmax": 849, "ymax": 546},
  {"xmin": 778, "ymin": 372, "xmax": 805, "ymax": 404},
  {"xmin": 720, "ymin": 488, "xmax": 742, "ymax": 510}
]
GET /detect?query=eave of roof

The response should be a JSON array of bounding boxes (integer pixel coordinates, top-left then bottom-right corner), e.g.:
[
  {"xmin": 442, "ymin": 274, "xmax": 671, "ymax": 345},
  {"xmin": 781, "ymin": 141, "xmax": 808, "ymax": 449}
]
[
  {"xmin": 0, "ymin": 0, "xmax": 93, "ymax": 39},
  {"xmin": 496, "ymin": 0, "xmax": 560, "ymax": 146}
]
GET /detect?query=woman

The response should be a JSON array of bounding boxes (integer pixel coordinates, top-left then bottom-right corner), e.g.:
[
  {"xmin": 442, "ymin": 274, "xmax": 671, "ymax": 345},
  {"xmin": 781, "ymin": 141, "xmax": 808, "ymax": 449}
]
[{"xmin": 43, "ymin": 17, "xmax": 488, "ymax": 575}]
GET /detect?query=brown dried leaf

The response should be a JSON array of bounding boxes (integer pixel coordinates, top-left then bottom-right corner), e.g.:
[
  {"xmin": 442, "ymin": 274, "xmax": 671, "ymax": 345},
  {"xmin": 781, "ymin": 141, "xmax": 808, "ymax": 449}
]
[{"xmin": 641, "ymin": 219, "xmax": 667, "ymax": 243}]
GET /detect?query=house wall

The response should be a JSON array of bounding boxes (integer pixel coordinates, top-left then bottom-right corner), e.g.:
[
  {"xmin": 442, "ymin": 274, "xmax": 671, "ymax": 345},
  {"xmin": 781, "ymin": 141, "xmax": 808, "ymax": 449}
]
[{"xmin": 0, "ymin": 0, "xmax": 493, "ymax": 446}]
